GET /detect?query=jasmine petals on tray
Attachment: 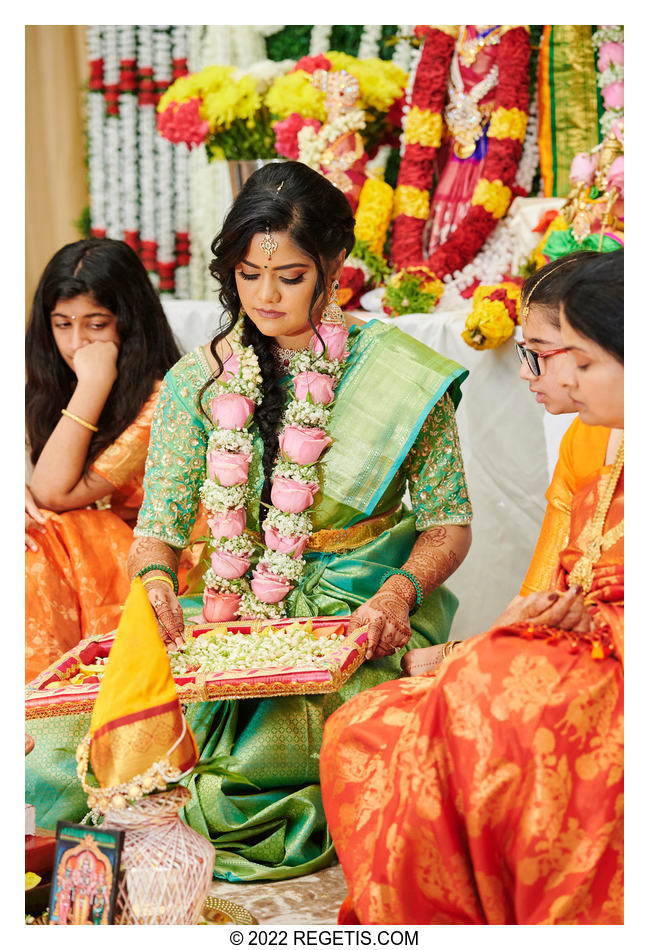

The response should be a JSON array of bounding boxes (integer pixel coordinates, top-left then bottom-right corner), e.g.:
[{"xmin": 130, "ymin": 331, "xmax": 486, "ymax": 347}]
[{"xmin": 169, "ymin": 623, "xmax": 346, "ymax": 676}]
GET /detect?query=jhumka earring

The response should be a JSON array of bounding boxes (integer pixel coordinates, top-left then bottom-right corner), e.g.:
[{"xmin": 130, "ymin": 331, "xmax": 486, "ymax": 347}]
[
  {"xmin": 259, "ymin": 226, "xmax": 278, "ymax": 260},
  {"xmin": 322, "ymin": 279, "xmax": 345, "ymax": 324}
]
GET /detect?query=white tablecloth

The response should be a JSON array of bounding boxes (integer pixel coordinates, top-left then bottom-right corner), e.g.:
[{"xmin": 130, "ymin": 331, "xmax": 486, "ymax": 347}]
[{"xmin": 161, "ymin": 292, "xmax": 572, "ymax": 640}]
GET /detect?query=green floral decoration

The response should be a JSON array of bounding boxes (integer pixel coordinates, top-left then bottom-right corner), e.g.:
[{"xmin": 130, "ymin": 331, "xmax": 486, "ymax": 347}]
[
  {"xmin": 265, "ymin": 26, "xmax": 312, "ymax": 61},
  {"xmin": 205, "ymin": 109, "xmax": 277, "ymax": 161},
  {"xmin": 329, "ymin": 26, "xmax": 364, "ymax": 56},
  {"xmin": 379, "ymin": 26, "xmax": 399, "ymax": 60},
  {"xmin": 352, "ymin": 238, "xmax": 391, "ymax": 283}
]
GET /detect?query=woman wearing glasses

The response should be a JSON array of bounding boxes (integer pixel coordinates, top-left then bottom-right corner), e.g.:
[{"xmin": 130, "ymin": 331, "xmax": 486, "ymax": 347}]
[{"xmin": 321, "ymin": 249, "xmax": 623, "ymax": 923}]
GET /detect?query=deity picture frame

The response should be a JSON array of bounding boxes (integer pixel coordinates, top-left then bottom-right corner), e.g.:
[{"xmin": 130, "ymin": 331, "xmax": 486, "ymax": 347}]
[{"xmin": 48, "ymin": 821, "xmax": 124, "ymax": 925}]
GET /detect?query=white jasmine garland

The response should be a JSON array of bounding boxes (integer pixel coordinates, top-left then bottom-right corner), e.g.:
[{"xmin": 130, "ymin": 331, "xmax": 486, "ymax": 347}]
[
  {"xmin": 592, "ymin": 26, "xmax": 623, "ymax": 45},
  {"xmin": 260, "ymin": 551, "xmax": 305, "ymax": 581},
  {"xmin": 200, "ymin": 480, "xmax": 249, "ymax": 513},
  {"xmin": 392, "ymin": 26, "xmax": 415, "ymax": 73},
  {"xmin": 358, "ymin": 26, "xmax": 382, "ymax": 60},
  {"xmin": 309, "ymin": 25, "xmax": 332, "ymax": 56},
  {"xmin": 597, "ymin": 63, "xmax": 624, "ymax": 87},
  {"xmin": 298, "ymin": 109, "xmax": 367, "ymax": 171},
  {"xmin": 238, "ymin": 591, "xmax": 285, "ymax": 621}
]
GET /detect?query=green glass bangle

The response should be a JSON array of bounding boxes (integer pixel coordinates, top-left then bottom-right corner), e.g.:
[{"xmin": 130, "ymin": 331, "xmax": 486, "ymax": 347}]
[
  {"xmin": 378, "ymin": 568, "xmax": 423, "ymax": 613},
  {"xmin": 134, "ymin": 562, "xmax": 179, "ymax": 596}
]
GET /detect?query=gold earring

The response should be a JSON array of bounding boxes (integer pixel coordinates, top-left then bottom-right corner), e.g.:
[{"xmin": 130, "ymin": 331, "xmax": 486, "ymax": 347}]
[{"xmin": 322, "ymin": 279, "xmax": 345, "ymax": 324}]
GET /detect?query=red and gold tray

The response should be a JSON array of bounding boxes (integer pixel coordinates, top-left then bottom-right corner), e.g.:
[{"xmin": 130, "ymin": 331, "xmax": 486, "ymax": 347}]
[{"xmin": 25, "ymin": 617, "xmax": 368, "ymax": 719}]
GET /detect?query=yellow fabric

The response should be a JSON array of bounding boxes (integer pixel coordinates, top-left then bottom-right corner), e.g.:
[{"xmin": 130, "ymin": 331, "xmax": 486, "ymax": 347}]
[
  {"xmin": 521, "ymin": 419, "xmax": 610, "ymax": 595},
  {"xmin": 89, "ymin": 578, "xmax": 198, "ymax": 789}
]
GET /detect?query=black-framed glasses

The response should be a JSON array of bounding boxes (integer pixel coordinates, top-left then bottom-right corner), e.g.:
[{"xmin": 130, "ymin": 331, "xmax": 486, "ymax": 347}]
[{"xmin": 515, "ymin": 341, "xmax": 568, "ymax": 377}]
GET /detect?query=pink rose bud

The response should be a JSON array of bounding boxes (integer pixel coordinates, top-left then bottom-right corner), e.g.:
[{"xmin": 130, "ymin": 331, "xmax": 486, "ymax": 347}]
[
  {"xmin": 207, "ymin": 507, "xmax": 246, "ymax": 539},
  {"xmin": 569, "ymin": 152, "xmax": 597, "ymax": 185},
  {"xmin": 202, "ymin": 588, "xmax": 241, "ymax": 622},
  {"xmin": 293, "ymin": 371, "xmax": 336, "ymax": 405},
  {"xmin": 310, "ymin": 321, "xmax": 349, "ymax": 360},
  {"xmin": 597, "ymin": 41, "xmax": 624, "ymax": 72},
  {"xmin": 207, "ymin": 449, "xmax": 252, "ymax": 486},
  {"xmin": 251, "ymin": 565, "xmax": 293, "ymax": 603},
  {"xmin": 210, "ymin": 393, "xmax": 255, "ymax": 430},
  {"xmin": 602, "ymin": 81, "xmax": 624, "ymax": 111},
  {"xmin": 221, "ymin": 351, "xmax": 241, "ymax": 381},
  {"xmin": 279, "ymin": 426, "xmax": 332, "ymax": 465},
  {"xmin": 211, "ymin": 548, "xmax": 251, "ymax": 579},
  {"xmin": 606, "ymin": 155, "xmax": 624, "ymax": 197},
  {"xmin": 264, "ymin": 524, "xmax": 309, "ymax": 558},
  {"xmin": 270, "ymin": 475, "xmax": 319, "ymax": 513}
]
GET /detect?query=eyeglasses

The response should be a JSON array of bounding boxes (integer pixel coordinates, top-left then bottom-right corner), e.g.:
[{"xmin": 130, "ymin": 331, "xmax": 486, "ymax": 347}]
[{"xmin": 515, "ymin": 341, "xmax": 568, "ymax": 377}]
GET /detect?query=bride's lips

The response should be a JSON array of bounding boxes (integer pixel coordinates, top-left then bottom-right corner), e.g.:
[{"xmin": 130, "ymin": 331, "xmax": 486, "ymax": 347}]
[{"xmin": 256, "ymin": 308, "xmax": 286, "ymax": 319}]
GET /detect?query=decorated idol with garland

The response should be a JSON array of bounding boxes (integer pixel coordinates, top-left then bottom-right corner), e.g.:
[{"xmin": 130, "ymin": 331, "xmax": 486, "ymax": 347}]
[{"xmin": 114, "ymin": 159, "xmax": 473, "ymax": 881}]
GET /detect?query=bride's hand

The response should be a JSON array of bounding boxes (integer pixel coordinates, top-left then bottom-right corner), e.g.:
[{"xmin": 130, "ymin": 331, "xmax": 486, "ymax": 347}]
[
  {"xmin": 144, "ymin": 583, "xmax": 186, "ymax": 651},
  {"xmin": 347, "ymin": 583, "xmax": 412, "ymax": 660},
  {"xmin": 491, "ymin": 587, "xmax": 593, "ymax": 633}
]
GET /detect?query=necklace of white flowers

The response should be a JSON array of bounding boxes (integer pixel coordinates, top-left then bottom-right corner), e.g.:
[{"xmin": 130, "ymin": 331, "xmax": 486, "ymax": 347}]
[{"xmin": 199, "ymin": 285, "xmax": 350, "ymax": 622}]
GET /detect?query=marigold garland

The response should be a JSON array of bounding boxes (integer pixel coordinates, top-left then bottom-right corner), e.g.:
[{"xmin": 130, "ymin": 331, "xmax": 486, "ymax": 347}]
[
  {"xmin": 461, "ymin": 281, "xmax": 522, "ymax": 350},
  {"xmin": 391, "ymin": 25, "xmax": 531, "ymax": 277}
]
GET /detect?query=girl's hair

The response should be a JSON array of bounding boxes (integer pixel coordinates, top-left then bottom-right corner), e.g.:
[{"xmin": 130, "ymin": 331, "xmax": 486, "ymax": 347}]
[
  {"xmin": 26, "ymin": 238, "xmax": 182, "ymax": 467},
  {"xmin": 520, "ymin": 250, "xmax": 602, "ymax": 329},
  {"xmin": 559, "ymin": 248, "xmax": 624, "ymax": 363},
  {"xmin": 206, "ymin": 160, "xmax": 356, "ymax": 511}
]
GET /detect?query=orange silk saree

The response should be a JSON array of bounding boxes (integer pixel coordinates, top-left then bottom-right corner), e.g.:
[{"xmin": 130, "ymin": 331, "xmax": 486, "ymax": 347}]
[{"xmin": 321, "ymin": 460, "xmax": 623, "ymax": 924}]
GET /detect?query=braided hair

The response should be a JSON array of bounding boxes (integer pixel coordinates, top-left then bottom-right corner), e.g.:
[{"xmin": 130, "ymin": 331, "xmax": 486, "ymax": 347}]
[{"xmin": 203, "ymin": 161, "xmax": 356, "ymax": 518}]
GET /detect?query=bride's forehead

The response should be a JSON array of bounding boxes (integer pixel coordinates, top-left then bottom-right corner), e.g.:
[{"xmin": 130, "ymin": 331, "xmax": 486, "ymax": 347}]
[{"xmin": 242, "ymin": 231, "xmax": 313, "ymax": 266}]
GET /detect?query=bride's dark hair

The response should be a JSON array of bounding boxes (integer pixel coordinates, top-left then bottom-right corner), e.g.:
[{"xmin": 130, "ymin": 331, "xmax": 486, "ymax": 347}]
[{"xmin": 204, "ymin": 160, "xmax": 355, "ymax": 516}]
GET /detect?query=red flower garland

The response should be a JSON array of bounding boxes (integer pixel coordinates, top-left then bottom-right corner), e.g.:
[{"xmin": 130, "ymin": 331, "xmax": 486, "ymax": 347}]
[{"xmin": 392, "ymin": 26, "xmax": 531, "ymax": 276}]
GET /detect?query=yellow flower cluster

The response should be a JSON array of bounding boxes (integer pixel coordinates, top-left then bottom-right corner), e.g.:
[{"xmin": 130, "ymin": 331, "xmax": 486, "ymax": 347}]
[
  {"xmin": 158, "ymin": 65, "xmax": 233, "ymax": 115},
  {"xmin": 393, "ymin": 185, "xmax": 430, "ymax": 220},
  {"xmin": 354, "ymin": 179, "xmax": 394, "ymax": 255},
  {"xmin": 203, "ymin": 74, "xmax": 262, "ymax": 129},
  {"xmin": 403, "ymin": 107, "xmax": 443, "ymax": 148},
  {"xmin": 532, "ymin": 214, "xmax": 569, "ymax": 270},
  {"xmin": 488, "ymin": 107, "xmax": 528, "ymax": 143},
  {"xmin": 471, "ymin": 178, "xmax": 512, "ymax": 219},
  {"xmin": 326, "ymin": 52, "xmax": 408, "ymax": 112},
  {"xmin": 264, "ymin": 71, "xmax": 327, "ymax": 122},
  {"xmin": 462, "ymin": 283, "xmax": 521, "ymax": 350}
]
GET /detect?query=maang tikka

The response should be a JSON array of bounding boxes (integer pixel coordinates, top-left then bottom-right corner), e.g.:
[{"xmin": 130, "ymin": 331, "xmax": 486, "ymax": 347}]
[{"xmin": 259, "ymin": 226, "xmax": 278, "ymax": 261}]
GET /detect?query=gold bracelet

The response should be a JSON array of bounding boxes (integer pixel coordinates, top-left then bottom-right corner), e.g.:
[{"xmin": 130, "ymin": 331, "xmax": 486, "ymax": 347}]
[
  {"xmin": 61, "ymin": 409, "xmax": 99, "ymax": 432},
  {"xmin": 141, "ymin": 574, "xmax": 175, "ymax": 591}
]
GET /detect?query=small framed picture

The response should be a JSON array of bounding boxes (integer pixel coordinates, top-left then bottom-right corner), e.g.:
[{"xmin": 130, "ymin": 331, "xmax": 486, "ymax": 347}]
[{"xmin": 48, "ymin": 821, "xmax": 124, "ymax": 925}]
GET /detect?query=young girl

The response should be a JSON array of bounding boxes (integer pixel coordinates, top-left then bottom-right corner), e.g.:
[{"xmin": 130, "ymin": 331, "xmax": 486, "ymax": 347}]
[{"xmin": 25, "ymin": 238, "xmax": 182, "ymax": 681}]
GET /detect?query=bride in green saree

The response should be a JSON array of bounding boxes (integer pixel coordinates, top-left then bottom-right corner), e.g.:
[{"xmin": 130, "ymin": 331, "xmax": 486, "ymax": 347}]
[{"xmin": 27, "ymin": 161, "xmax": 472, "ymax": 882}]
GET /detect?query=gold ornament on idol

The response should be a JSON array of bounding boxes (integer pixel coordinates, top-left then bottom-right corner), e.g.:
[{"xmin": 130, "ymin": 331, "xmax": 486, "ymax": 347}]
[
  {"xmin": 260, "ymin": 226, "xmax": 278, "ymax": 260},
  {"xmin": 321, "ymin": 279, "xmax": 345, "ymax": 325},
  {"xmin": 568, "ymin": 434, "xmax": 624, "ymax": 594}
]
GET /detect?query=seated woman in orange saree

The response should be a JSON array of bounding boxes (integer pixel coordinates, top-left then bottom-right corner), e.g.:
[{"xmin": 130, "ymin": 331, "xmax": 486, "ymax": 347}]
[{"xmin": 320, "ymin": 250, "xmax": 624, "ymax": 925}]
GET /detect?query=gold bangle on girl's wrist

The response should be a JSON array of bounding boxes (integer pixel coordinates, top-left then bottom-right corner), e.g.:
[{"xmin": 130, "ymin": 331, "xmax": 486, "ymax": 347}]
[
  {"xmin": 141, "ymin": 574, "xmax": 175, "ymax": 592},
  {"xmin": 61, "ymin": 408, "xmax": 99, "ymax": 432}
]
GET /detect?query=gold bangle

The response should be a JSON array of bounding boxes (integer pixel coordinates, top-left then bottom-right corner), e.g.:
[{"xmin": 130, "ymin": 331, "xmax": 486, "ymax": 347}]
[
  {"xmin": 141, "ymin": 574, "xmax": 175, "ymax": 591},
  {"xmin": 61, "ymin": 409, "xmax": 99, "ymax": 432}
]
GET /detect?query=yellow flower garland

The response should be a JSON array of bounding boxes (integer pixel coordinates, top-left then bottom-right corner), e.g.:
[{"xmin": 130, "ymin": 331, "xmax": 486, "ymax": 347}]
[
  {"xmin": 393, "ymin": 185, "xmax": 430, "ymax": 220},
  {"xmin": 462, "ymin": 282, "xmax": 522, "ymax": 350},
  {"xmin": 403, "ymin": 107, "xmax": 443, "ymax": 148},
  {"xmin": 354, "ymin": 179, "xmax": 394, "ymax": 255},
  {"xmin": 471, "ymin": 178, "xmax": 512, "ymax": 219},
  {"xmin": 487, "ymin": 106, "xmax": 528, "ymax": 143}
]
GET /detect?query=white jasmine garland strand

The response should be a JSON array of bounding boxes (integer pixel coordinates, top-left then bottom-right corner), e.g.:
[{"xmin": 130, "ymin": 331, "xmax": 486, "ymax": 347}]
[
  {"xmin": 102, "ymin": 26, "xmax": 121, "ymax": 239},
  {"xmin": 358, "ymin": 26, "xmax": 382, "ymax": 60},
  {"xmin": 118, "ymin": 24, "xmax": 138, "ymax": 241},
  {"xmin": 398, "ymin": 39, "xmax": 422, "ymax": 158},
  {"xmin": 392, "ymin": 26, "xmax": 415, "ymax": 73},
  {"xmin": 153, "ymin": 27, "xmax": 175, "ymax": 278},
  {"xmin": 237, "ymin": 592, "xmax": 285, "ymax": 621},
  {"xmin": 171, "ymin": 25, "xmax": 191, "ymax": 298},
  {"xmin": 87, "ymin": 26, "xmax": 106, "ymax": 235},
  {"xmin": 231, "ymin": 25, "xmax": 266, "ymax": 68},
  {"xmin": 514, "ymin": 88, "xmax": 539, "ymax": 194},
  {"xmin": 309, "ymin": 25, "xmax": 332, "ymax": 56},
  {"xmin": 137, "ymin": 26, "xmax": 157, "ymax": 283}
]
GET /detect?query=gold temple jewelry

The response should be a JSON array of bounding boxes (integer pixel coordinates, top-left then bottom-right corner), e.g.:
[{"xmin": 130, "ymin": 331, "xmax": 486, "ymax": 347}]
[
  {"xmin": 259, "ymin": 227, "xmax": 278, "ymax": 260},
  {"xmin": 142, "ymin": 574, "xmax": 175, "ymax": 592},
  {"xmin": 61, "ymin": 409, "xmax": 99, "ymax": 432},
  {"xmin": 568, "ymin": 434, "xmax": 624, "ymax": 593},
  {"xmin": 521, "ymin": 266, "xmax": 559, "ymax": 321}
]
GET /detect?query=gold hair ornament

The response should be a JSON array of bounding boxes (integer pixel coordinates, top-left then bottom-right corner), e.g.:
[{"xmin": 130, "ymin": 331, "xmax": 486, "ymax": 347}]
[
  {"xmin": 260, "ymin": 227, "xmax": 278, "ymax": 260},
  {"xmin": 520, "ymin": 265, "xmax": 561, "ymax": 322}
]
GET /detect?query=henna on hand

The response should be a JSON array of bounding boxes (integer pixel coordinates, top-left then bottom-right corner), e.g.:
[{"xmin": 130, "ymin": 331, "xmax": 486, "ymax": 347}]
[{"xmin": 127, "ymin": 536, "xmax": 180, "ymax": 580}]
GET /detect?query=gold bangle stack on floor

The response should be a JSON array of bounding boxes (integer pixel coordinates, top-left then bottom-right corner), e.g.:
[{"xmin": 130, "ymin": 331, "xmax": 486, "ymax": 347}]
[{"xmin": 321, "ymin": 442, "xmax": 624, "ymax": 924}]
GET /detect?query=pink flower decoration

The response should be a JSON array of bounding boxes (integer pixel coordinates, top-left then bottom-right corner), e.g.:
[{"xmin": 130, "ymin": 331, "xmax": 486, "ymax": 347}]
[
  {"xmin": 207, "ymin": 449, "xmax": 252, "ymax": 486},
  {"xmin": 271, "ymin": 475, "xmax": 319, "ymax": 513},
  {"xmin": 602, "ymin": 81, "xmax": 624, "ymax": 110},
  {"xmin": 293, "ymin": 54, "xmax": 332, "ymax": 74},
  {"xmin": 211, "ymin": 548, "xmax": 251, "ymax": 579},
  {"xmin": 273, "ymin": 113, "xmax": 322, "ymax": 160},
  {"xmin": 207, "ymin": 507, "xmax": 246, "ymax": 539},
  {"xmin": 202, "ymin": 588, "xmax": 241, "ymax": 622},
  {"xmin": 279, "ymin": 425, "xmax": 332, "ymax": 465},
  {"xmin": 221, "ymin": 351, "xmax": 240, "ymax": 381},
  {"xmin": 606, "ymin": 156, "xmax": 624, "ymax": 197},
  {"xmin": 210, "ymin": 393, "xmax": 255, "ymax": 430},
  {"xmin": 263, "ymin": 524, "xmax": 309, "ymax": 558},
  {"xmin": 569, "ymin": 152, "xmax": 597, "ymax": 186},
  {"xmin": 251, "ymin": 564, "xmax": 293, "ymax": 603},
  {"xmin": 310, "ymin": 321, "xmax": 349, "ymax": 360},
  {"xmin": 293, "ymin": 371, "xmax": 335, "ymax": 405},
  {"xmin": 156, "ymin": 98, "xmax": 209, "ymax": 148},
  {"xmin": 598, "ymin": 41, "xmax": 624, "ymax": 72}
]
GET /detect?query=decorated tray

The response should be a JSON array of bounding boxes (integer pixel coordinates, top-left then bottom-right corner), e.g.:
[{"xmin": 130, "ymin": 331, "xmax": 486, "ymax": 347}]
[{"xmin": 25, "ymin": 616, "xmax": 368, "ymax": 719}]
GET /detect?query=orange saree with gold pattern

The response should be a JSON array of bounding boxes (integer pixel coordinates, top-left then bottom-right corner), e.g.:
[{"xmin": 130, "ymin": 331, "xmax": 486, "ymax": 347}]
[{"xmin": 321, "ymin": 461, "xmax": 623, "ymax": 924}]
